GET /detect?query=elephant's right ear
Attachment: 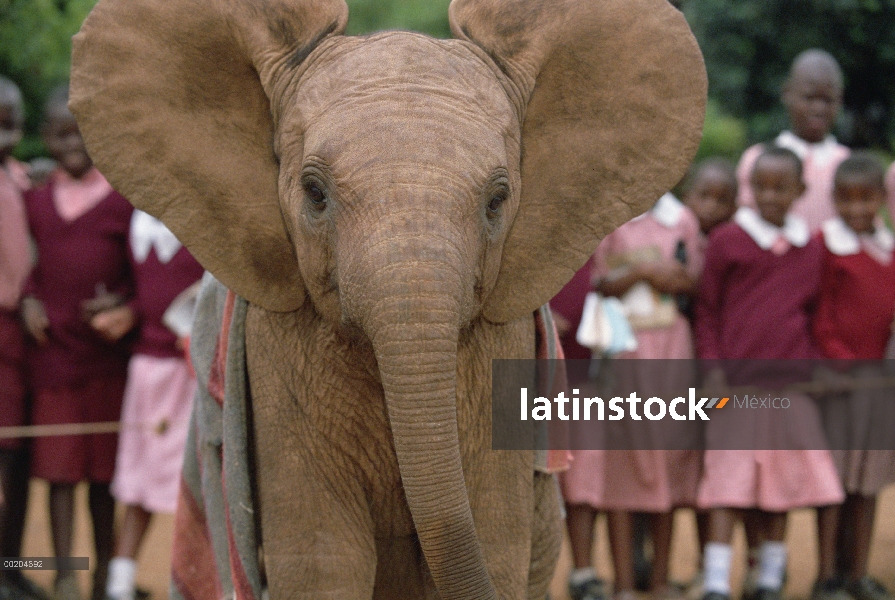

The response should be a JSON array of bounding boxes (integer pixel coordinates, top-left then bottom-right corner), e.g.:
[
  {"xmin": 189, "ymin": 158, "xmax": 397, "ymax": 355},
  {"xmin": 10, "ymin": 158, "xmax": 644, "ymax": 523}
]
[
  {"xmin": 70, "ymin": 0, "xmax": 348, "ymax": 311},
  {"xmin": 451, "ymin": 0, "xmax": 706, "ymax": 323}
]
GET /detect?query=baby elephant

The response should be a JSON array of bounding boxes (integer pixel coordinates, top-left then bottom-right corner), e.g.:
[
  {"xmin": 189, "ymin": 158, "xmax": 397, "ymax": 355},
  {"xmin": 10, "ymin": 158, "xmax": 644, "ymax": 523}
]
[{"xmin": 70, "ymin": 0, "xmax": 706, "ymax": 597}]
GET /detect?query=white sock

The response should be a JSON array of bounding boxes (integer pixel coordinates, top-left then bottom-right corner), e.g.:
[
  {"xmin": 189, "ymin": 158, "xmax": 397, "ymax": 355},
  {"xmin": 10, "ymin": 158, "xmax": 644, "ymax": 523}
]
[
  {"xmin": 756, "ymin": 541, "xmax": 787, "ymax": 590},
  {"xmin": 106, "ymin": 557, "xmax": 137, "ymax": 599},
  {"xmin": 570, "ymin": 566, "xmax": 598, "ymax": 585},
  {"xmin": 703, "ymin": 542, "xmax": 733, "ymax": 595}
]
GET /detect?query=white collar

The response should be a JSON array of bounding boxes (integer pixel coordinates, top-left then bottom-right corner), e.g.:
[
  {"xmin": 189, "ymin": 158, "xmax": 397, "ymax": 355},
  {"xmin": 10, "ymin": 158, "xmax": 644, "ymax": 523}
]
[
  {"xmin": 734, "ymin": 206, "xmax": 810, "ymax": 250},
  {"xmin": 775, "ymin": 130, "xmax": 840, "ymax": 164},
  {"xmin": 650, "ymin": 192, "xmax": 685, "ymax": 228},
  {"xmin": 821, "ymin": 217, "xmax": 895, "ymax": 257},
  {"xmin": 130, "ymin": 210, "xmax": 182, "ymax": 264}
]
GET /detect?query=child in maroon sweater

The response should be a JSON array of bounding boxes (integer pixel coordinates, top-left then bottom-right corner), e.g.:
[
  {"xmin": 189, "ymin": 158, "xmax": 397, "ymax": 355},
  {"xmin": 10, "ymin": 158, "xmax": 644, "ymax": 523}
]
[
  {"xmin": 0, "ymin": 75, "xmax": 47, "ymax": 600},
  {"xmin": 811, "ymin": 153, "xmax": 895, "ymax": 600},
  {"xmin": 20, "ymin": 86, "xmax": 133, "ymax": 600}
]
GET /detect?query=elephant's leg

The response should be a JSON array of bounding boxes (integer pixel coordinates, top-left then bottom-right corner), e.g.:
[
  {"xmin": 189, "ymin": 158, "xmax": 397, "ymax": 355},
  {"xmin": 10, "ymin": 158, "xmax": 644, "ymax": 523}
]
[
  {"xmin": 462, "ymin": 449, "xmax": 533, "ymax": 600},
  {"xmin": 527, "ymin": 472, "xmax": 563, "ymax": 599},
  {"xmin": 247, "ymin": 313, "xmax": 379, "ymax": 599},
  {"xmin": 253, "ymin": 443, "xmax": 379, "ymax": 598},
  {"xmin": 372, "ymin": 535, "xmax": 436, "ymax": 599},
  {"xmin": 264, "ymin": 497, "xmax": 377, "ymax": 599}
]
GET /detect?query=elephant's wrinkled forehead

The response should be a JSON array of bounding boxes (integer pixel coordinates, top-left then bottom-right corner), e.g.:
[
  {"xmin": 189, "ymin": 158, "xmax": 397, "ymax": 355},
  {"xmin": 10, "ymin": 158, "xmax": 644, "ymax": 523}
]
[{"xmin": 280, "ymin": 32, "xmax": 518, "ymax": 178}]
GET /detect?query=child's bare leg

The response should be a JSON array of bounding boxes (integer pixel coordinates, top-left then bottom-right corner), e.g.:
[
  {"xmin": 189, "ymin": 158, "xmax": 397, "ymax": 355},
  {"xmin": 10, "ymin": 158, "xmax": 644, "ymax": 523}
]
[
  {"xmin": 106, "ymin": 504, "xmax": 151, "ymax": 600},
  {"xmin": 754, "ymin": 511, "xmax": 787, "ymax": 594},
  {"xmin": 566, "ymin": 503, "xmax": 605, "ymax": 599},
  {"xmin": 114, "ymin": 505, "xmax": 152, "ymax": 559},
  {"xmin": 49, "ymin": 484, "xmax": 75, "ymax": 570},
  {"xmin": 702, "ymin": 508, "xmax": 740, "ymax": 599},
  {"xmin": 816, "ymin": 504, "xmax": 841, "ymax": 581},
  {"xmin": 844, "ymin": 494, "xmax": 876, "ymax": 580},
  {"xmin": 0, "ymin": 448, "xmax": 33, "ymax": 593},
  {"xmin": 567, "ymin": 504, "xmax": 599, "ymax": 569},
  {"xmin": 49, "ymin": 482, "xmax": 82, "ymax": 600},
  {"xmin": 696, "ymin": 510, "xmax": 709, "ymax": 556},
  {"xmin": 707, "ymin": 507, "xmax": 737, "ymax": 544},
  {"xmin": 648, "ymin": 511, "xmax": 673, "ymax": 593},
  {"xmin": 88, "ymin": 482, "xmax": 115, "ymax": 600},
  {"xmin": 608, "ymin": 511, "xmax": 636, "ymax": 595}
]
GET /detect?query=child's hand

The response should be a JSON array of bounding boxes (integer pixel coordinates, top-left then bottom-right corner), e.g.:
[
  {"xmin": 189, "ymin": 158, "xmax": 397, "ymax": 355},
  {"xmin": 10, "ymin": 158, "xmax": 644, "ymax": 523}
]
[
  {"xmin": 90, "ymin": 305, "xmax": 136, "ymax": 343},
  {"xmin": 639, "ymin": 261, "xmax": 692, "ymax": 294},
  {"xmin": 553, "ymin": 313, "xmax": 571, "ymax": 338},
  {"xmin": 81, "ymin": 283, "xmax": 125, "ymax": 322},
  {"xmin": 20, "ymin": 297, "xmax": 49, "ymax": 345}
]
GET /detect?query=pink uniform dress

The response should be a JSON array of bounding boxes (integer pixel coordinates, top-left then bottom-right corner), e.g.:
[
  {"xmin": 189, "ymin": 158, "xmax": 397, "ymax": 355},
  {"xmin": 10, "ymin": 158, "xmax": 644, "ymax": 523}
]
[
  {"xmin": 561, "ymin": 194, "xmax": 704, "ymax": 511},
  {"xmin": 812, "ymin": 218, "xmax": 895, "ymax": 495},
  {"xmin": 0, "ymin": 158, "xmax": 32, "ymax": 451},
  {"xmin": 694, "ymin": 206, "xmax": 844, "ymax": 511},
  {"xmin": 737, "ymin": 131, "xmax": 851, "ymax": 232},
  {"xmin": 111, "ymin": 211, "xmax": 203, "ymax": 513},
  {"xmin": 24, "ymin": 168, "xmax": 134, "ymax": 483}
]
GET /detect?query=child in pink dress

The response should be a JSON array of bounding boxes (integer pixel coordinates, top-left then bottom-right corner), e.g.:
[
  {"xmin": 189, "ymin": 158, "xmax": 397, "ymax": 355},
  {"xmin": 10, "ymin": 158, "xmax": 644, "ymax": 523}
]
[
  {"xmin": 561, "ymin": 192, "xmax": 704, "ymax": 600},
  {"xmin": 694, "ymin": 146, "xmax": 844, "ymax": 600},
  {"xmin": 89, "ymin": 209, "xmax": 204, "ymax": 600},
  {"xmin": 736, "ymin": 49, "xmax": 851, "ymax": 232},
  {"xmin": 20, "ymin": 87, "xmax": 134, "ymax": 600},
  {"xmin": 811, "ymin": 153, "xmax": 895, "ymax": 600}
]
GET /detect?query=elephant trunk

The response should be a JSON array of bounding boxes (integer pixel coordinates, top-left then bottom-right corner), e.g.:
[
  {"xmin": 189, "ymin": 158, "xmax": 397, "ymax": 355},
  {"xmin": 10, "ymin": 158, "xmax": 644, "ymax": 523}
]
[{"xmin": 346, "ymin": 235, "xmax": 497, "ymax": 599}]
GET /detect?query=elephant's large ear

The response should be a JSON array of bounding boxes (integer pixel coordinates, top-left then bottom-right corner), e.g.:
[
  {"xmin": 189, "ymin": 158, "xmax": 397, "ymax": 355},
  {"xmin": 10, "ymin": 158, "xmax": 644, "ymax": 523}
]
[
  {"xmin": 70, "ymin": 0, "xmax": 348, "ymax": 311},
  {"xmin": 450, "ymin": 0, "xmax": 706, "ymax": 323}
]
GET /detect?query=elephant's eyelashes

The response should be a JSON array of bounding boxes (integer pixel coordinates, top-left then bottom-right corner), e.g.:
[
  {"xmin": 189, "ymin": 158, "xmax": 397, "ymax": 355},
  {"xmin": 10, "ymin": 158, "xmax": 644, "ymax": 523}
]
[
  {"xmin": 486, "ymin": 186, "xmax": 509, "ymax": 218},
  {"xmin": 303, "ymin": 179, "xmax": 328, "ymax": 210}
]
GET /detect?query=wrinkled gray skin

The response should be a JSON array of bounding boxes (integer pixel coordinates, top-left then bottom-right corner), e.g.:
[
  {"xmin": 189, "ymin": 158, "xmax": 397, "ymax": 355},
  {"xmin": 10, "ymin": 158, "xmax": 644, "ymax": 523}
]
[{"xmin": 68, "ymin": 0, "xmax": 706, "ymax": 597}]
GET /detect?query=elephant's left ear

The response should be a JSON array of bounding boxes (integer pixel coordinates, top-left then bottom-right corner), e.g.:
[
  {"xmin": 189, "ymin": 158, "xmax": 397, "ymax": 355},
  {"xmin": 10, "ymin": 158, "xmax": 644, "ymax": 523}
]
[
  {"xmin": 450, "ymin": 0, "xmax": 706, "ymax": 323},
  {"xmin": 70, "ymin": 0, "xmax": 348, "ymax": 312}
]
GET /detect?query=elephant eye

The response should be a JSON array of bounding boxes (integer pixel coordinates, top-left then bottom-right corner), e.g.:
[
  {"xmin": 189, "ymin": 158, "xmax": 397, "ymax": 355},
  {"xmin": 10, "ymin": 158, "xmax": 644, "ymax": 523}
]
[
  {"xmin": 487, "ymin": 188, "xmax": 508, "ymax": 217},
  {"xmin": 303, "ymin": 179, "xmax": 327, "ymax": 210}
]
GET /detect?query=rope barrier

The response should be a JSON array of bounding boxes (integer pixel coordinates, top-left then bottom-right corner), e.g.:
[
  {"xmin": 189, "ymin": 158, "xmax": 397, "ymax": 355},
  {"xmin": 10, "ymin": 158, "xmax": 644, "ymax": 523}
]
[{"xmin": 0, "ymin": 419, "xmax": 171, "ymax": 439}]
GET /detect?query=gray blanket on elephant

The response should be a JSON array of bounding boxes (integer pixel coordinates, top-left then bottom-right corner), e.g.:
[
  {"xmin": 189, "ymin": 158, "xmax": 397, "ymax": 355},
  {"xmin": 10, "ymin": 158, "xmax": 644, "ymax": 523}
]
[{"xmin": 170, "ymin": 274, "xmax": 564, "ymax": 600}]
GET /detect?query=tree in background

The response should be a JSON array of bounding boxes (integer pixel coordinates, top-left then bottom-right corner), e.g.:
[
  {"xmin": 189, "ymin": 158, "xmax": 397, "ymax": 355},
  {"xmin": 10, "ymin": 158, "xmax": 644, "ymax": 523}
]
[
  {"xmin": 0, "ymin": 0, "xmax": 452, "ymax": 160},
  {"xmin": 684, "ymin": 0, "xmax": 895, "ymax": 152},
  {"xmin": 4, "ymin": 0, "xmax": 894, "ymax": 159},
  {"xmin": 0, "ymin": 0, "xmax": 97, "ymax": 158}
]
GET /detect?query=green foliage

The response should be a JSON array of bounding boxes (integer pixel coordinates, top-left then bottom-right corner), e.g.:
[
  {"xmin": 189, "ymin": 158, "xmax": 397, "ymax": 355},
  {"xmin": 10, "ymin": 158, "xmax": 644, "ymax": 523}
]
[
  {"xmin": 683, "ymin": 0, "xmax": 895, "ymax": 151},
  {"xmin": 695, "ymin": 99, "xmax": 747, "ymax": 163},
  {"xmin": 0, "ymin": 0, "xmax": 451, "ymax": 160},
  {"xmin": 0, "ymin": 0, "xmax": 98, "ymax": 159},
  {"xmin": 345, "ymin": 0, "xmax": 451, "ymax": 37}
]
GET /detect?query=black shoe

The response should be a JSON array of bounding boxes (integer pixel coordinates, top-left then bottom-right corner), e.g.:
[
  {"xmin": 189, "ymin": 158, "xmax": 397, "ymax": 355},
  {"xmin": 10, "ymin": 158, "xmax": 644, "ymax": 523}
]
[
  {"xmin": 751, "ymin": 588, "xmax": 783, "ymax": 600},
  {"xmin": 811, "ymin": 578, "xmax": 852, "ymax": 600},
  {"xmin": 569, "ymin": 576, "xmax": 608, "ymax": 600},
  {"xmin": 4, "ymin": 574, "xmax": 50, "ymax": 600},
  {"xmin": 849, "ymin": 577, "xmax": 895, "ymax": 600}
]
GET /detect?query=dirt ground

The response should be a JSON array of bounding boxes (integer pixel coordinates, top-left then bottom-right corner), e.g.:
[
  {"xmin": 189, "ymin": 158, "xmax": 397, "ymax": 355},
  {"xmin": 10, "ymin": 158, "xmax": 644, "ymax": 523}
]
[{"xmin": 17, "ymin": 482, "xmax": 895, "ymax": 599}]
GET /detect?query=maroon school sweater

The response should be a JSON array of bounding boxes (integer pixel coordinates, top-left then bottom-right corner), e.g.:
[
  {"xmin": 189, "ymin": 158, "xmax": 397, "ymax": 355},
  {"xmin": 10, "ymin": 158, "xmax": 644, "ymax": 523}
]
[
  {"xmin": 694, "ymin": 221, "xmax": 823, "ymax": 361},
  {"xmin": 24, "ymin": 182, "xmax": 134, "ymax": 388},
  {"xmin": 128, "ymin": 244, "xmax": 204, "ymax": 358}
]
